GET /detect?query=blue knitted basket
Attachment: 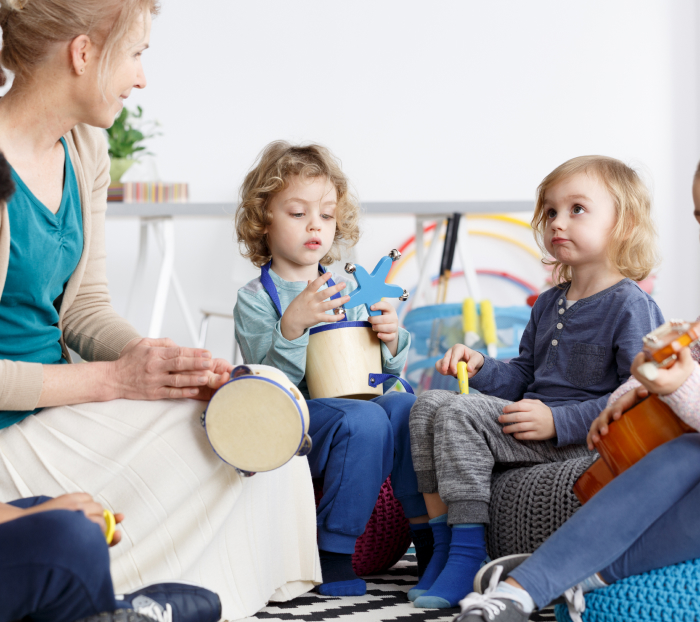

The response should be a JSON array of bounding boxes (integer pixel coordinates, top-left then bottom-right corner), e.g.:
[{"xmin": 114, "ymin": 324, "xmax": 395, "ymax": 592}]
[{"xmin": 554, "ymin": 558, "xmax": 700, "ymax": 622}]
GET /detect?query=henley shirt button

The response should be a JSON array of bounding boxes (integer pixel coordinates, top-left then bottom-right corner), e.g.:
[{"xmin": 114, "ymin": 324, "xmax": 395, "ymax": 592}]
[
  {"xmin": 558, "ymin": 299, "xmax": 563, "ymax": 305},
  {"xmin": 552, "ymin": 339, "xmax": 558, "ymax": 346},
  {"xmin": 559, "ymin": 308, "xmax": 565, "ymax": 315},
  {"xmin": 557, "ymin": 323, "xmax": 563, "ymax": 330}
]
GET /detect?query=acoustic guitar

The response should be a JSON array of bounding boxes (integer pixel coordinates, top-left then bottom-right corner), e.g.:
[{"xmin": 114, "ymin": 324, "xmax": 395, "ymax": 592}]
[{"xmin": 573, "ymin": 320, "xmax": 699, "ymax": 504}]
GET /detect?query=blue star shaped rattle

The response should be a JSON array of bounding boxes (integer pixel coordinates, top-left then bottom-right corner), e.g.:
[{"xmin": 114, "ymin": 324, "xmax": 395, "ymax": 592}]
[{"xmin": 343, "ymin": 249, "xmax": 409, "ymax": 317}]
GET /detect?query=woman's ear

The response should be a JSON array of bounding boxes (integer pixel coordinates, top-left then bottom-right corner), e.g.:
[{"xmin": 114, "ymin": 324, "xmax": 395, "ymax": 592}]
[{"xmin": 69, "ymin": 35, "xmax": 93, "ymax": 76}]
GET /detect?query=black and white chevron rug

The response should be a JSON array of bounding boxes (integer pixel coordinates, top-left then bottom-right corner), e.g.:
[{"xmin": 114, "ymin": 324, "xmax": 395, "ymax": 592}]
[{"xmin": 249, "ymin": 554, "xmax": 556, "ymax": 622}]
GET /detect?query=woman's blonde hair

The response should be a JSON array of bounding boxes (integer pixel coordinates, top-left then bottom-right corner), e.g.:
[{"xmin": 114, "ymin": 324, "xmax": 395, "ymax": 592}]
[
  {"xmin": 236, "ymin": 141, "xmax": 361, "ymax": 267},
  {"xmin": 0, "ymin": 0, "xmax": 159, "ymax": 89},
  {"xmin": 532, "ymin": 155, "xmax": 659, "ymax": 284}
]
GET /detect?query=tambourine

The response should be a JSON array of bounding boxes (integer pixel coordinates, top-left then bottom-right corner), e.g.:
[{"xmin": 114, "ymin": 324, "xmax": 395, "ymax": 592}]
[{"xmin": 201, "ymin": 364, "xmax": 312, "ymax": 476}]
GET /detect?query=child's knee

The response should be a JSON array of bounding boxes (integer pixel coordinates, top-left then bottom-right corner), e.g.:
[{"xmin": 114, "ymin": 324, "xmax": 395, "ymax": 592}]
[
  {"xmin": 344, "ymin": 401, "xmax": 392, "ymax": 446},
  {"xmin": 30, "ymin": 511, "xmax": 110, "ymax": 577}
]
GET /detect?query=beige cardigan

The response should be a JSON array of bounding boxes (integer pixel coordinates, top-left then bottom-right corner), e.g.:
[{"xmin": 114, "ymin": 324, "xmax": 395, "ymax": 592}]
[{"xmin": 0, "ymin": 124, "xmax": 141, "ymax": 411}]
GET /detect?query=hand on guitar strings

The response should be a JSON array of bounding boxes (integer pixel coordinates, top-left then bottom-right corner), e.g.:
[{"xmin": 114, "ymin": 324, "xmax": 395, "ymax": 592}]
[
  {"xmin": 587, "ymin": 385, "xmax": 649, "ymax": 450},
  {"xmin": 498, "ymin": 399, "xmax": 555, "ymax": 441},
  {"xmin": 631, "ymin": 348, "xmax": 697, "ymax": 396}
]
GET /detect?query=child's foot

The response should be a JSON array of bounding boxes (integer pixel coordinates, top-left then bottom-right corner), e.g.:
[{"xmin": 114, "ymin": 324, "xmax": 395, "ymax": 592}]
[
  {"xmin": 407, "ymin": 517, "xmax": 451, "ymax": 602},
  {"xmin": 473, "ymin": 554, "xmax": 531, "ymax": 594},
  {"xmin": 317, "ymin": 550, "xmax": 366, "ymax": 597},
  {"xmin": 114, "ymin": 582, "xmax": 222, "ymax": 622},
  {"xmin": 414, "ymin": 525, "xmax": 487, "ymax": 608}
]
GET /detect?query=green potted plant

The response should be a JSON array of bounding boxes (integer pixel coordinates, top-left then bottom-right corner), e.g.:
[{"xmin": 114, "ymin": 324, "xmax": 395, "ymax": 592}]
[{"xmin": 106, "ymin": 106, "xmax": 159, "ymax": 185}]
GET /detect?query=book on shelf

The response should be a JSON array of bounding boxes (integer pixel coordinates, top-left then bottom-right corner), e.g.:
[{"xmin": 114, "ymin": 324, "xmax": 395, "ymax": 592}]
[{"xmin": 107, "ymin": 182, "xmax": 189, "ymax": 203}]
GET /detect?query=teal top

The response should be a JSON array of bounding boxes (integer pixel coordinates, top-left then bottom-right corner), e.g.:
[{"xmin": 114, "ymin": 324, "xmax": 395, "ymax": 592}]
[
  {"xmin": 234, "ymin": 267, "xmax": 410, "ymax": 400},
  {"xmin": 0, "ymin": 137, "xmax": 83, "ymax": 428}
]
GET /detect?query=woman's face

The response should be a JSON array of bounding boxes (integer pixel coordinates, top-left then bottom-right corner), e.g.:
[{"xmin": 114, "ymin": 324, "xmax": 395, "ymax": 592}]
[{"xmin": 81, "ymin": 11, "xmax": 151, "ymax": 128}]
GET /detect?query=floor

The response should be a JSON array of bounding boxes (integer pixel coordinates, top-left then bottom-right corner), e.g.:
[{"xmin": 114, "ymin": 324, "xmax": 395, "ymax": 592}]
[{"xmin": 244, "ymin": 554, "xmax": 556, "ymax": 622}]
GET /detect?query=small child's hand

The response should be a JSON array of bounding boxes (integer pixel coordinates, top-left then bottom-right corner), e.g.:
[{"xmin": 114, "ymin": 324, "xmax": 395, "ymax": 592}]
[
  {"xmin": 280, "ymin": 272, "xmax": 351, "ymax": 341},
  {"xmin": 587, "ymin": 385, "xmax": 649, "ymax": 450},
  {"xmin": 499, "ymin": 399, "xmax": 555, "ymax": 440},
  {"xmin": 435, "ymin": 344, "xmax": 485, "ymax": 378},
  {"xmin": 631, "ymin": 349, "xmax": 696, "ymax": 396},
  {"xmin": 368, "ymin": 301, "xmax": 400, "ymax": 356}
]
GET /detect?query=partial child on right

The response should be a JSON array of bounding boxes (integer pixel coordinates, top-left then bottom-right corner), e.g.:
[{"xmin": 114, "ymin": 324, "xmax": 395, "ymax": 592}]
[{"xmin": 408, "ymin": 156, "xmax": 665, "ymax": 608}]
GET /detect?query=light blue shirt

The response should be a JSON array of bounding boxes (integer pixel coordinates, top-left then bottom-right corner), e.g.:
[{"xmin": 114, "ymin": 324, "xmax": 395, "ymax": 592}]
[
  {"xmin": 234, "ymin": 267, "xmax": 410, "ymax": 399},
  {"xmin": 0, "ymin": 137, "xmax": 83, "ymax": 428}
]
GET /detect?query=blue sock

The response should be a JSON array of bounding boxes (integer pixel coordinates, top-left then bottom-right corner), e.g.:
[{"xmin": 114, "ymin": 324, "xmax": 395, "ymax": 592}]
[
  {"xmin": 407, "ymin": 515, "xmax": 450, "ymax": 602},
  {"xmin": 413, "ymin": 523, "xmax": 487, "ymax": 608},
  {"xmin": 317, "ymin": 550, "xmax": 366, "ymax": 597}
]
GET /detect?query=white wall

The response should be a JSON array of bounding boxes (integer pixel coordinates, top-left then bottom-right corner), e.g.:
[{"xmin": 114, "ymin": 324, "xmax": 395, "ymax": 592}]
[{"xmin": 19, "ymin": 1, "xmax": 700, "ymax": 358}]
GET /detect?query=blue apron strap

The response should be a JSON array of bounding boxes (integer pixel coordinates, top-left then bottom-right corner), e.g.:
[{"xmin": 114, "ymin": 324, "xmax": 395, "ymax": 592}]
[
  {"xmin": 260, "ymin": 261, "xmax": 342, "ymax": 318},
  {"xmin": 260, "ymin": 261, "xmax": 283, "ymax": 317},
  {"xmin": 368, "ymin": 373, "xmax": 415, "ymax": 395}
]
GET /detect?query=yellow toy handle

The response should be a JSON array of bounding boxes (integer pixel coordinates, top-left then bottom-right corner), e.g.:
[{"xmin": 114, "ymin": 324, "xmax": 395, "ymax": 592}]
[
  {"xmin": 462, "ymin": 298, "xmax": 479, "ymax": 347},
  {"xmin": 457, "ymin": 361, "xmax": 469, "ymax": 395},
  {"xmin": 480, "ymin": 300, "xmax": 498, "ymax": 358},
  {"xmin": 104, "ymin": 509, "xmax": 116, "ymax": 545}
]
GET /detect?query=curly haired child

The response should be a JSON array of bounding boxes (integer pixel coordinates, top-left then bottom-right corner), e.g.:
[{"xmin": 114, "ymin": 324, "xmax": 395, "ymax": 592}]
[
  {"xmin": 234, "ymin": 141, "xmax": 430, "ymax": 597},
  {"xmin": 408, "ymin": 155, "xmax": 665, "ymax": 608}
]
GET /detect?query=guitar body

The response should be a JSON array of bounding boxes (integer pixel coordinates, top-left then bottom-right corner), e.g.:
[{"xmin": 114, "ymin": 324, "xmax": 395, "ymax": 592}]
[{"xmin": 574, "ymin": 395, "xmax": 693, "ymax": 504}]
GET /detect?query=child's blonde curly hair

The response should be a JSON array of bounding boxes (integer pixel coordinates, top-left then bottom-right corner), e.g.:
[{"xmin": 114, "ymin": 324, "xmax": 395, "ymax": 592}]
[
  {"xmin": 532, "ymin": 155, "xmax": 659, "ymax": 285},
  {"xmin": 235, "ymin": 141, "xmax": 361, "ymax": 267}
]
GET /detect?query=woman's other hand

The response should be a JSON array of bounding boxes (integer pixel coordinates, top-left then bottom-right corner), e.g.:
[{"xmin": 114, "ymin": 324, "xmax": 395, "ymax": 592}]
[
  {"xmin": 587, "ymin": 385, "xmax": 649, "ymax": 450},
  {"xmin": 112, "ymin": 337, "xmax": 215, "ymax": 400}
]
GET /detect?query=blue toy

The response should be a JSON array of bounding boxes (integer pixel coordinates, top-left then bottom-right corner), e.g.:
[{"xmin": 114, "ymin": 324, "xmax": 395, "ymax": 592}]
[{"xmin": 343, "ymin": 249, "xmax": 409, "ymax": 317}]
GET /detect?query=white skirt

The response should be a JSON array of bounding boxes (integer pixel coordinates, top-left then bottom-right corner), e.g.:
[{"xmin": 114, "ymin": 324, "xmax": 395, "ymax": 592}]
[{"xmin": 0, "ymin": 398, "xmax": 321, "ymax": 620}]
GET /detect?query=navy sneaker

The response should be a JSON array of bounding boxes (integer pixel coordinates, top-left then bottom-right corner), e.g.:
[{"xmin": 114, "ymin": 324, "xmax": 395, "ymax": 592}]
[
  {"xmin": 76, "ymin": 611, "xmax": 154, "ymax": 622},
  {"xmin": 115, "ymin": 582, "xmax": 221, "ymax": 622}
]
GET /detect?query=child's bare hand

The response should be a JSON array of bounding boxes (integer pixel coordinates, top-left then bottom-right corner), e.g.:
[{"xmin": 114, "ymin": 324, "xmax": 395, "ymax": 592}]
[
  {"xmin": 189, "ymin": 358, "xmax": 234, "ymax": 401},
  {"xmin": 499, "ymin": 399, "xmax": 555, "ymax": 440},
  {"xmin": 369, "ymin": 301, "xmax": 400, "ymax": 356},
  {"xmin": 25, "ymin": 493, "xmax": 115, "ymax": 535},
  {"xmin": 631, "ymin": 349, "xmax": 696, "ymax": 396},
  {"xmin": 435, "ymin": 344, "xmax": 485, "ymax": 378},
  {"xmin": 587, "ymin": 385, "xmax": 649, "ymax": 450},
  {"xmin": 280, "ymin": 272, "xmax": 351, "ymax": 341}
]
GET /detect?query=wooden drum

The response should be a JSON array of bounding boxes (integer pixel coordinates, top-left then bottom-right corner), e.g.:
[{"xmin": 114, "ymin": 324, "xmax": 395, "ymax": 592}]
[
  {"xmin": 306, "ymin": 321, "xmax": 382, "ymax": 400},
  {"xmin": 202, "ymin": 364, "xmax": 312, "ymax": 475}
]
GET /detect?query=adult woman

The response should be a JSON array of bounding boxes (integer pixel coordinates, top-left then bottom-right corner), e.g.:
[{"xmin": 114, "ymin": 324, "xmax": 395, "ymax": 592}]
[{"xmin": 0, "ymin": 1, "xmax": 320, "ymax": 619}]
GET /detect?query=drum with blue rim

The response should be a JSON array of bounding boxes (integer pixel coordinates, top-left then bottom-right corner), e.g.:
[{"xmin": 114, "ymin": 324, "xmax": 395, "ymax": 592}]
[{"xmin": 202, "ymin": 364, "xmax": 312, "ymax": 476}]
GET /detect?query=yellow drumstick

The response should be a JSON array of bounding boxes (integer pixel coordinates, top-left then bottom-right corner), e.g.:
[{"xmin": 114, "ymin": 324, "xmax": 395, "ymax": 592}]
[
  {"xmin": 462, "ymin": 298, "xmax": 479, "ymax": 348},
  {"xmin": 480, "ymin": 299, "xmax": 498, "ymax": 359},
  {"xmin": 104, "ymin": 509, "xmax": 116, "ymax": 545},
  {"xmin": 457, "ymin": 361, "xmax": 469, "ymax": 395}
]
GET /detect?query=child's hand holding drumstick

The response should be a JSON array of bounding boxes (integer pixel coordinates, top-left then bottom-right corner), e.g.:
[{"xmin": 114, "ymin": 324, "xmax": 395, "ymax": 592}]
[{"xmin": 435, "ymin": 344, "xmax": 485, "ymax": 378}]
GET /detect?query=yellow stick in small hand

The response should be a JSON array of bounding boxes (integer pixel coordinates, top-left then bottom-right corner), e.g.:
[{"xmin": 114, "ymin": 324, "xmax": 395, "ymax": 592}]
[
  {"xmin": 104, "ymin": 509, "xmax": 116, "ymax": 545},
  {"xmin": 457, "ymin": 361, "xmax": 469, "ymax": 395}
]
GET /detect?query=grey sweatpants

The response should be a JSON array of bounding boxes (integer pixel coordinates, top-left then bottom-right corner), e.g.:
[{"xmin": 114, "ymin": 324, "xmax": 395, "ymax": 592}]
[{"xmin": 409, "ymin": 390, "xmax": 592, "ymax": 525}]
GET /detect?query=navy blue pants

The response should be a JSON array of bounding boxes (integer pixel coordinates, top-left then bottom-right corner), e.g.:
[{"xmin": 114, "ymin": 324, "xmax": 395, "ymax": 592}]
[
  {"xmin": 0, "ymin": 496, "xmax": 117, "ymax": 622},
  {"xmin": 307, "ymin": 392, "xmax": 427, "ymax": 554},
  {"xmin": 510, "ymin": 434, "xmax": 700, "ymax": 608}
]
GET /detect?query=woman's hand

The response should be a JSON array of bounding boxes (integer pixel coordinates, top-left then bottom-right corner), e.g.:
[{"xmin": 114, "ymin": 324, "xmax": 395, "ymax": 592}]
[
  {"xmin": 586, "ymin": 385, "xmax": 649, "ymax": 450},
  {"xmin": 436, "ymin": 344, "xmax": 485, "ymax": 378},
  {"xmin": 499, "ymin": 399, "xmax": 555, "ymax": 440},
  {"xmin": 280, "ymin": 272, "xmax": 350, "ymax": 341},
  {"xmin": 369, "ymin": 301, "xmax": 400, "ymax": 356},
  {"xmin": 631, "ymin": 349, "xmax": 696, "ymax": 396},
  {"xmin": 112, "ymin": 338, "xmax": 215, "ymax": 400}
]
